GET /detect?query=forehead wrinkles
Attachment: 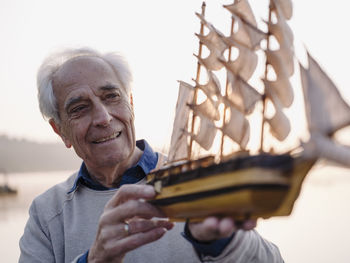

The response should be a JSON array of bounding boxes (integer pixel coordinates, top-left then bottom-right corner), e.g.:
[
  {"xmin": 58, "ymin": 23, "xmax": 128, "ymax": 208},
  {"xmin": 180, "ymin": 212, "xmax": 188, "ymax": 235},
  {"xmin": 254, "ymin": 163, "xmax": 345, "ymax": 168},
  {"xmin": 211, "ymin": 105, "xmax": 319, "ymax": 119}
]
[{"xmin": 52, "ymin": 56, "xmax": 117, "ymax": 89}]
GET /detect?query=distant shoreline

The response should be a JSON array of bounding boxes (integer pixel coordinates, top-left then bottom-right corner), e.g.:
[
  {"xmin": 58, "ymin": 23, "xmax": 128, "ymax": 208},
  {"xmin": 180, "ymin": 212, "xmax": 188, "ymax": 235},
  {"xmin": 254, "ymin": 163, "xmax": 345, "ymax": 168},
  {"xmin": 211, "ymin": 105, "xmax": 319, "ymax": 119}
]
[{"xmin": 0, "ymin": 135, "xmax": 81, "ymax": 173}]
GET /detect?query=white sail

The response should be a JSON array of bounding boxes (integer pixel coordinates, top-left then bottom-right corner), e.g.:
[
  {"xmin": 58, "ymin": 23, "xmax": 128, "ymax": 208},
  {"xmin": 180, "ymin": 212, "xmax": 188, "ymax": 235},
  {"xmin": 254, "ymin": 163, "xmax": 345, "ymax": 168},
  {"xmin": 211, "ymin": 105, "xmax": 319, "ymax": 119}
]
[
  {"xmin": 168, "ymin": 81, "xmax": 194, "ymax": 162},
  {"xmin": 195, "ymin": 13, "xmax": 226, "ymax": 71},
  {"xmin": 267, "ymin": 5, "xmax": 295, "ymax": 77},
  {"xmin": 272, "ymin": 0, "xmax": 293, "ymax": 20},
  {"xmin": 222, "ymin": 106, "xmax": 250, "ymax": 149},
  {"xmin": 303, "ymin": 132, "xmax": 350, "ymax": 168},
  {"xmin": 266, "ymin": 10, "xmax": 294, "ymax": 46},
  {"xmin": 227, "ymin": 71, "xmax": 262, "ymax": 114},
  {"xmin": 196, "ymin": 53, "xmax": 224, "ymax": 71},
  {"xmin": 266, "ymin": 49, "xmax": 294, "ymax": 78},
  {"xmin": 274, "ymin": 46, "xmax": 294, "ymax": 77},
  {"xmin": 224, "ymin": 0, "xmax": 257, "ymax": 27},
  {"xmin": 265, "ymin": 85, "xmax": 291, "ymax": 141},
  {"xmin": 192, "ymin": 114, "xmax": 218, "ymax": 151},
  {"xmin": 262, "ymin": 1, "xmax": 295, "ymax": 131},
  {"xmin": 222, "ymin": 39, "xmax": 258, "ymax": 81},
  {"xmin": 193, "ymin": 70, "xmax": 221, "ymax": 98},
  {"xmin": 190, "ymin": 98, "xmax": 220, "ymax": 121},
  {"xmin": 262, "ymin": 77, "xmax": 293, "ymax": 108},
  {"xmin": 226, "ymin": 13, "xmax": 266, "ymax": 50},
  {"xmin": 300, "ymin": 52, "xmax": 350, "ymax": 135},
  {"xmin": 300, "ymin": 52, "xmax": 350, "ymax": 167},
  {"xmin": 195, "ymin": 14, "xmax": 227, "ymax": 54}
]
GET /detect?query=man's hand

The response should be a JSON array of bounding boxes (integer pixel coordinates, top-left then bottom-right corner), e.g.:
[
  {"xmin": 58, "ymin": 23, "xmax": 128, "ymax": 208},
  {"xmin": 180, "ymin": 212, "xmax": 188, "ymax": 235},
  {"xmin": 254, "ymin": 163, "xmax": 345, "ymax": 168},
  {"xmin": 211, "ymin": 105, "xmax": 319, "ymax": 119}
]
[
  {"xmin": 188, "ymin": 216, "xmax": 257, "ymax": 242},
  {"xmin": 88, "ymin": 185, "xmax": 174, "ymax": 263}
]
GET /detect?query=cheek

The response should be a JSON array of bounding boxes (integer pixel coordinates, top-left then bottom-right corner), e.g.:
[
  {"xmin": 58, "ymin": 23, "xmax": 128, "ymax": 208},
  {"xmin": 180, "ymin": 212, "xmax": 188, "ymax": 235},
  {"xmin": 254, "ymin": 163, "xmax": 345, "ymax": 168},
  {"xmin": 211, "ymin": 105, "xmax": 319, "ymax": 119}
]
[
  {"xmin": 113, "ymin": 102, "xmax": 135, "ymax": 125},
  {"xmin": 63, "ymin": 119, "xmax": 90, "ymax": 144},
  {"xmin": 114, "ymin": 103, "xmax": 136, "ymax": 143}
]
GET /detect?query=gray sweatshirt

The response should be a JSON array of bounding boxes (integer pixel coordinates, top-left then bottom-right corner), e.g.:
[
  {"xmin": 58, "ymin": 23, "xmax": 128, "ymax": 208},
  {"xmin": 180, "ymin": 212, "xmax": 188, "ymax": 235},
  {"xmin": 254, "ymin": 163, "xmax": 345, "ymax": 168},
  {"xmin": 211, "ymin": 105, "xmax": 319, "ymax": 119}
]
[{"xmin": 19, "ymin": 172, "xmax": 284, "ymax": 262}]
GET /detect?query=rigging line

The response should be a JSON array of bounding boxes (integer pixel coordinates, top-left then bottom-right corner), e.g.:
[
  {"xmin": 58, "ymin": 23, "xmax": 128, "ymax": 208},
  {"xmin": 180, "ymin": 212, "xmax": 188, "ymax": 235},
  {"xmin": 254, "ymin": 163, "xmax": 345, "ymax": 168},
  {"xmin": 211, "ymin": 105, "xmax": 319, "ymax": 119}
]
[
  {"xmin": 259, "ymin": 0, "xmax": 273, "ymax": 153},
  {"xmin": 188, "ymin": 1, "xmax": 206, "ymax": 160}
]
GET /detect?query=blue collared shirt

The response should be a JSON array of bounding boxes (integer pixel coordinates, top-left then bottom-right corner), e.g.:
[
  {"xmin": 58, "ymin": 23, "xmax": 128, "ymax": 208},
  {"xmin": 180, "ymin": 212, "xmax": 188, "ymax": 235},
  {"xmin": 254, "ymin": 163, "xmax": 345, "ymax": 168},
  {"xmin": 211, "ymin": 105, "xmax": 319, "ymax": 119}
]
[
  {"xmin": 69, "ymin": 140, "xmax": 157, "ymax": 193},
  {"xmin": 76, "ymin": 139, "xmax": 232, "ymax": 262}
]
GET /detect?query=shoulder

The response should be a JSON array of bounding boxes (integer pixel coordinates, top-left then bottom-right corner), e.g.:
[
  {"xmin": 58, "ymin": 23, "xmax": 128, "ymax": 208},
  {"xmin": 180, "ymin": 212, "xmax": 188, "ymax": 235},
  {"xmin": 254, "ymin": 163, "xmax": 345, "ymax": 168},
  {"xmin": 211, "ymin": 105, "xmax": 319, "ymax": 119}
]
[
  {"xmin": 214, "ymin": 230, "xmax": 283, "ymax": 262},
  {"xmin": 29, "ymin": 172, "xmax": 79, "ymax": 223}
]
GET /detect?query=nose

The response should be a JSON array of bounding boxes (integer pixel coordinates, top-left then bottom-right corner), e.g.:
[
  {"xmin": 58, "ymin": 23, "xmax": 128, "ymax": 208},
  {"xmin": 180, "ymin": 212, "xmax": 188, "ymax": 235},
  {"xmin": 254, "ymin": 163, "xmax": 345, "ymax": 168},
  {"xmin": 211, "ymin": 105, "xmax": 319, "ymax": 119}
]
[{"xmin": 92, "ymin": 103, "xmax": 112, "ymax": 127}]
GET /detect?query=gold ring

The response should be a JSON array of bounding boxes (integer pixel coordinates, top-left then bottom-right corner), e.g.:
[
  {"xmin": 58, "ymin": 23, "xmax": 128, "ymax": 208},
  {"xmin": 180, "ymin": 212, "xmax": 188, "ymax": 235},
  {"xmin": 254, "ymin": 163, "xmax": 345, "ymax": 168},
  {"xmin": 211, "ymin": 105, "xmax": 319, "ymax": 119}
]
[{"xmin": 124, "ymin": 222, "xmax": 130, "ymax": 236}]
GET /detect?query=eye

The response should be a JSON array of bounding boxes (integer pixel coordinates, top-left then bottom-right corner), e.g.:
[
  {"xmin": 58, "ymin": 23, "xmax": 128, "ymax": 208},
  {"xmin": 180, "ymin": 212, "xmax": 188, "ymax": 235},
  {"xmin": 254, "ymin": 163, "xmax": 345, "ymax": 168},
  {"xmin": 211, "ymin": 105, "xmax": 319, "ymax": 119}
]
[
  {"xmin": 105, "ymin": 92, "xmax": 120, "ymax": 100},
  {"xmin": 70, "ymin": 104, "xmax": 87, "ymax": 114}
]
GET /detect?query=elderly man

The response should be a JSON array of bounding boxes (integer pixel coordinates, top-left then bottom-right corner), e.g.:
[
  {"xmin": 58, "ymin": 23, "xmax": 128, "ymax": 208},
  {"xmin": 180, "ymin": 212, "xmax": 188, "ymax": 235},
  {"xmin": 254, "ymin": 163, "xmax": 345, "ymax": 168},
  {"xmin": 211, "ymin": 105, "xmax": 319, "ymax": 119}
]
[{"xmin": 19, "ymin": 48, "xmax": 284, "ymax": 262}]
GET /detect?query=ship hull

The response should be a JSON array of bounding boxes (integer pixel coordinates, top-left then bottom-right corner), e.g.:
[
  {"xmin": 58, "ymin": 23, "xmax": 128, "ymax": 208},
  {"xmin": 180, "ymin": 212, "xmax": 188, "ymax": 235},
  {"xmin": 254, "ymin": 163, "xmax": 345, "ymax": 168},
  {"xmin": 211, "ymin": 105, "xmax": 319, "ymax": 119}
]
[{"xmin": 147, "ymin": 154, "xmax": 315, "ymax": 221}]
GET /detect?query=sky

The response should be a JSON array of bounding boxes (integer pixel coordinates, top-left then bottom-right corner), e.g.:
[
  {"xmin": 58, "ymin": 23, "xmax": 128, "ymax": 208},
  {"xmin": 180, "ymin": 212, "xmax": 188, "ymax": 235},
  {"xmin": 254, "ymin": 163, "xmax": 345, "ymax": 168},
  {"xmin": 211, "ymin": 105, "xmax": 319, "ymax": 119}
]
[{"xmin": 0, "ymin": 0, "xmax": 349, "ymax": 152}]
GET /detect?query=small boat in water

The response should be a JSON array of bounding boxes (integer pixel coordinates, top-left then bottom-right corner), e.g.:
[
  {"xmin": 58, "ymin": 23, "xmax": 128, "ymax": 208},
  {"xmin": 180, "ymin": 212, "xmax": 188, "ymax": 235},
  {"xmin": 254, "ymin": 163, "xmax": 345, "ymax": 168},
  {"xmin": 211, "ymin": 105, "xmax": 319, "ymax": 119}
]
[{"xmin": 0, "ymin": 169, "xmax": 17, "ymax": 195}]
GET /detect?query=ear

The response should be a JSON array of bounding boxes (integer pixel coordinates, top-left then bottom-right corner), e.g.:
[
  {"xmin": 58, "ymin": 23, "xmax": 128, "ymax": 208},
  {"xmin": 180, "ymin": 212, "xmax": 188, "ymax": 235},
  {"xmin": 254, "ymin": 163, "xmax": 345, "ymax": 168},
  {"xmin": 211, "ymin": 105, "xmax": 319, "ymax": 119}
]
[
  {"xmin": 49, "ymin": 119, "xmax": 72, "ymax": 148},
  {"xmin": 130, "ymin": 93, "xmax": 134, "ymax": 107},
  {"xmin": 130, "ymin": 93, "xmax": 134, "ymax": 111}
]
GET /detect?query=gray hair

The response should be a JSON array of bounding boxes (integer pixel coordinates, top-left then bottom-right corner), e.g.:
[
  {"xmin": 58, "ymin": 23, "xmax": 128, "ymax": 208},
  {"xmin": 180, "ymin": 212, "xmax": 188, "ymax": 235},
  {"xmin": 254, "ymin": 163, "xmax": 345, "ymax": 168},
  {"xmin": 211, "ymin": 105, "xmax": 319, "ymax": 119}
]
[{"xmin": 37, "ymin": 47, "xmax": 133, "ymax": 123}]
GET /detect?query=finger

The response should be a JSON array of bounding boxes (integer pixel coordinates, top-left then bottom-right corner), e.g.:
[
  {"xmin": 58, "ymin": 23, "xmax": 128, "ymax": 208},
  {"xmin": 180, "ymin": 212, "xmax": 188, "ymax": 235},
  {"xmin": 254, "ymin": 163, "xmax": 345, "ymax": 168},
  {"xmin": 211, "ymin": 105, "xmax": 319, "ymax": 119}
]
[
  {"xmin": 102, "ymin": 199, "xmax": 165, "ymax": 224},
  {"xmin": 96, "ymin": 218, "xmax": 174, "ymax": 243},
  {"xmin": 201, "ymin": 216, "xmax": 220, "ymax": 231},
  {"xmin": 242, "ymin": 219, "xmax": 257, "ymax": 230},
  {"xmin": 128, "ymin": 218, "xmax": 174, "ymax": 235},
  {"xmin": 97, "ymin": 224, "xmax": 127, "ymax": 243},
  {"xmin": 188, "ymin": 217, "xmax": 220, "ymax": 241},
  {"xmin": 105, "ymin": 227, "xmax": 167, "ymax": 258},
  {"xmin": 199, "ymin": 217, "xmax": 234, "ymax": 239},
  {"xmin": 105, "ymin": 184, "xmax": 156, "ymax": 209},
  {"xmin": 218, "ymin": 217, "xmax": 235, "ymax": 236}
]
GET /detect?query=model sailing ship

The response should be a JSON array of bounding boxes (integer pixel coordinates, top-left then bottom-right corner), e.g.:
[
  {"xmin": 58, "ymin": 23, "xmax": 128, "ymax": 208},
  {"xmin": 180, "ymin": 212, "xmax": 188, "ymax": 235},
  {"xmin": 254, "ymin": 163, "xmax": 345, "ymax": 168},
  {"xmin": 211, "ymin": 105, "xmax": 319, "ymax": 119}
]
[{"xmin": 147, "ymin": 0, "xmax": 350, "ymax": 221}]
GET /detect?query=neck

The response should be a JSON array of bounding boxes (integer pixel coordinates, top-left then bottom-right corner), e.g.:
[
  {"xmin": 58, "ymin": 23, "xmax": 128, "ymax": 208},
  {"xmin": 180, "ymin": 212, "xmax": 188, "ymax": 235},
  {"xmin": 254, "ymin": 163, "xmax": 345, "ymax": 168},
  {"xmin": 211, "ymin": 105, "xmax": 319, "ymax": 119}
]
[{"xmin": 85, "ymin": 147, "xmax": 143, "ymax": 188}]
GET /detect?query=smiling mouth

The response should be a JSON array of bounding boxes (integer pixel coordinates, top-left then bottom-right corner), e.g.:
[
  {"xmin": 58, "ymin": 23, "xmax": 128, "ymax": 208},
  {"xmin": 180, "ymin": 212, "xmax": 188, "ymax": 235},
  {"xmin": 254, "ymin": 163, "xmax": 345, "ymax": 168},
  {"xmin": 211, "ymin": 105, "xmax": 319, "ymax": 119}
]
[{"xmin": 92, "ymin": 131, "xmax": 121, "ymax": 144}]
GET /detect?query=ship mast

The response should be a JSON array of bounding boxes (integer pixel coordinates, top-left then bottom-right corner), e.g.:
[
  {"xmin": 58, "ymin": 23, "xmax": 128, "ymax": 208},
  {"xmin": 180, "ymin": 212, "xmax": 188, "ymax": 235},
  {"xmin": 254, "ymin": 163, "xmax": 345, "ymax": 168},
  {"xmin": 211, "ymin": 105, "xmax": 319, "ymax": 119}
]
[
  {"xmin": 259, "ymin": 0, "xmax": 273, "ymax": 153},
  {"xmin": 188, "ymin": 1, "xmax": 206, "ymax": 160},
  {"xmin": 220, "ymin": 15, "xmax": 235, "ymax": 158}
]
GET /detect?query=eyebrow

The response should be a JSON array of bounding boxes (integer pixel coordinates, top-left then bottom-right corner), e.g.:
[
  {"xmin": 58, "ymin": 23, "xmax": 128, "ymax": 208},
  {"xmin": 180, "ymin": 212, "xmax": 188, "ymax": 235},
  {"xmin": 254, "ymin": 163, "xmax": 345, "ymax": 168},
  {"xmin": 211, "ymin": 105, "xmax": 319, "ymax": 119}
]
[{"xmin": 100, "ymin": 84, "xmax": 118, "ymax": 92}]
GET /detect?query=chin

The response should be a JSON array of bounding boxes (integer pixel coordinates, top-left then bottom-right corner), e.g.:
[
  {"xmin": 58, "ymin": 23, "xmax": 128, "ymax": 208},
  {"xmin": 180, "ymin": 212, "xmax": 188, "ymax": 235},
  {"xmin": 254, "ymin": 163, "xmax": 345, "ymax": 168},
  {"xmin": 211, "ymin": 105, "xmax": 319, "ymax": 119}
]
[{"xmin": 100, "ymin": 152, "xmax": 131, "ymax": 166}]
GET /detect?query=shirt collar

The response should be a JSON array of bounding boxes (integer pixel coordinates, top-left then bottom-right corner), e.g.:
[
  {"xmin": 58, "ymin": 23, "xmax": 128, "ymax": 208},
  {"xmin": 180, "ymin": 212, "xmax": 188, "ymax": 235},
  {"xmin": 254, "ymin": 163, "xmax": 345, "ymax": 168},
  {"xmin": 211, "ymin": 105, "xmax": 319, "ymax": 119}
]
[
  {"xmin": 135, "ymin": 140, "xmax": 158, "ymax": 175},
  {"xmin": 67, "ymin": 139, "xmax": 158, "ymax": 194}
]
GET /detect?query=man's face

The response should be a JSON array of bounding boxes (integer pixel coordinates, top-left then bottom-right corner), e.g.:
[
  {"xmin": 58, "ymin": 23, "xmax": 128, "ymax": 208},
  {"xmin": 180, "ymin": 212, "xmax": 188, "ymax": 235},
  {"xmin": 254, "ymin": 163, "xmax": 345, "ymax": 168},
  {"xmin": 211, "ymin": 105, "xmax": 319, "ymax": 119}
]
[{"xmin": 51, "ymin": 56, "xmax": 136, "ymax": 170}]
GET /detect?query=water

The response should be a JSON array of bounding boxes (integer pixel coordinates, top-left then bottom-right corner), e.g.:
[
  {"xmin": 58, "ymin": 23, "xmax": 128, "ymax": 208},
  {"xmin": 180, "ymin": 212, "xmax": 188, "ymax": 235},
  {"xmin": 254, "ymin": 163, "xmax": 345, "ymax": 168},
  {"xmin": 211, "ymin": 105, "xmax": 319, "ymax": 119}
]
[
  {"xmin": 1, "ymin": 166, "xmax": 350, "ymax": 262},
  {"xmin": 0, "ymin": 171, "xmax": 72, "ymax": 262},
  {"xmin": 257, "ymin": 165, "xmax": 350, "ymax": 263}
]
